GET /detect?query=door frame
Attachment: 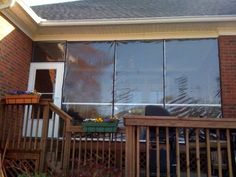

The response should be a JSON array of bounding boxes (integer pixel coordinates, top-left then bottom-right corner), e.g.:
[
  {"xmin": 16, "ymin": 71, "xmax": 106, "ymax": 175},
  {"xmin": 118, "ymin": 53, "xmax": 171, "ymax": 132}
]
[
  {"xmin": 28, "ymin": 62, "xmax": 64, "ymax": 107},
  {"xmin": 25, "ymin": 62, "xmax": 64, "ymax": 137}
]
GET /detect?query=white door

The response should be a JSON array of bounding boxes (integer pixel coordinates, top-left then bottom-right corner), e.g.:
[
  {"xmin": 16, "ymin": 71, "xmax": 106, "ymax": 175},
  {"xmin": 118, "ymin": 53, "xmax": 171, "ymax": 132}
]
[{"xmin": 24, "ymin": 62, "xmax": 64, "ymax": 137}]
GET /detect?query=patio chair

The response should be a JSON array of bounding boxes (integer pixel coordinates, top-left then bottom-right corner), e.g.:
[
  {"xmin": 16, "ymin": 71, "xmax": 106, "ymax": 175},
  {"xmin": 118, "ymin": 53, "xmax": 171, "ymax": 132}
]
[{"xmin": 145, "ymin": 105, "xmax": 176, "ymax": 177}]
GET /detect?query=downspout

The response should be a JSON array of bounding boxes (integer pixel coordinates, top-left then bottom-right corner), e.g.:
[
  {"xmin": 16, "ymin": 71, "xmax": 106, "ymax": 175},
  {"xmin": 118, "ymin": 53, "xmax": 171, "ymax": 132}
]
[{"xmin": 0, "ymin": 0, "xmax": 16, "ymax": 10}]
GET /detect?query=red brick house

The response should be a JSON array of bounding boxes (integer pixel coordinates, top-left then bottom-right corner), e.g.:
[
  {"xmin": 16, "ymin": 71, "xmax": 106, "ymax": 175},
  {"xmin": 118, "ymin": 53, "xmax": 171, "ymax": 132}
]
[
  {"xmin": 1, "ymin": 0, "xmax": 236, "ymax": 176},
  {"xmin": 1, "ymin": 0, "xmax": 236, "ymax": 119}
]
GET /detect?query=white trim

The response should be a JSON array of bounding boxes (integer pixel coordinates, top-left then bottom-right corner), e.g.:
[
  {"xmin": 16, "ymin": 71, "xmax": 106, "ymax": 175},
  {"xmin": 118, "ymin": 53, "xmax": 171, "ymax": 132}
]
[
  {"xmin": 28, "ymin": 62, "xmax": 64, "ymax": 107},
  {"xmin": 39, "ymin": 16, "xmax": 236, "ymax": 26},
  {"xmin": 26, "ymin": 62, "xmax": 64, "ymax": 137},
  {"xmin": 16, "ymin": 0, "xmax": 44, "ymax": 23}
]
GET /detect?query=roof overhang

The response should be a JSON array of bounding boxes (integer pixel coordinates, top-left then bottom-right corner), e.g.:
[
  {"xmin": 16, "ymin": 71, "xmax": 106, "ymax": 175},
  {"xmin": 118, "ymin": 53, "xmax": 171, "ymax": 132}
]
[{"xmin": 1, "ymin": 0, "xmax": 236, "ymax": 41}]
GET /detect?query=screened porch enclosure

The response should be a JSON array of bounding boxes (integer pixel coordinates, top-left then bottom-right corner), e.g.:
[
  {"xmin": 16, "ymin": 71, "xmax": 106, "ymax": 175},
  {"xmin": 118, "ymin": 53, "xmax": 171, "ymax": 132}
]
[{"xmin": 32, "ymin": 39, "xmax": 221, "ymax": 125}]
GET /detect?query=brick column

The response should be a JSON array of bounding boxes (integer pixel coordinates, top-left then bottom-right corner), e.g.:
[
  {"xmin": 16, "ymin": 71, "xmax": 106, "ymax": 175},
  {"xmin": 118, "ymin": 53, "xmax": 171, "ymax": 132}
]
[
  {"xmin": 0, "ymin": 15, "xmax": 32, "ymax": 98},
  {"xmin": 219, "ymin": 36, "xmax": 236, "ymax": 118}
]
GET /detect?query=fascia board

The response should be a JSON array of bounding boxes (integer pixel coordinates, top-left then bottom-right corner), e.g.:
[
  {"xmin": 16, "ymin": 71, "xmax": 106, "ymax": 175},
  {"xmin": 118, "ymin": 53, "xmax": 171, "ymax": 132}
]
[
  {"xmin": 39, "ymin": 16, "xmax": 236, "ymax": 27},
  {"xmin": 15, "ymin": 0, "xmax": 44, "ymax": 23}
]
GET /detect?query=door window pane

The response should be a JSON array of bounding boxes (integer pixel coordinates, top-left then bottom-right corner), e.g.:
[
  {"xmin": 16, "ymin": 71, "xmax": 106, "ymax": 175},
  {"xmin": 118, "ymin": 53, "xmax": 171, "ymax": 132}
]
[{"xmin": 34, "ymin": 69, "xmax": 56, "ymax": 99}]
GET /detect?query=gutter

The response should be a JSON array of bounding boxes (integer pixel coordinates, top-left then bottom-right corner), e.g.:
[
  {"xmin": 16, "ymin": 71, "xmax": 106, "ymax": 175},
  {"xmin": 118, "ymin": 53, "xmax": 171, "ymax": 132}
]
[
  {"xmin": 39, "ymin": 15, "xmax": 236, "ymax": 27},
  {"xmin": 0, "ymin": 0, "xmax": 15, "ymax": 10}
]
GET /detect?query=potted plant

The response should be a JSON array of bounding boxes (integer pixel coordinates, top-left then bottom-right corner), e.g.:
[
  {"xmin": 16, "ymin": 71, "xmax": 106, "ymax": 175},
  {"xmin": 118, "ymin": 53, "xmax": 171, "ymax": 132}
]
[
  {"xmin": 82, "ymin": 116, "xmax": 119, "ymax": 133},
  {"xmin": 4, "ymin": 90, "xmax": 41, "ymax": 104}
]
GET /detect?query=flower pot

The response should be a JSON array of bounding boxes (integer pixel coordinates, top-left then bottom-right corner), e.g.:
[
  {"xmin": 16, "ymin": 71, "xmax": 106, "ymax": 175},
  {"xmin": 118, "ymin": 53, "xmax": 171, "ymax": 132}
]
[
  {"xmin": 82, "ymin": 121, "xmax": 118, "ymax": 133},
  {"xmin": 5, "ymin": 94, "xmax": 40, "ymax": 104}
]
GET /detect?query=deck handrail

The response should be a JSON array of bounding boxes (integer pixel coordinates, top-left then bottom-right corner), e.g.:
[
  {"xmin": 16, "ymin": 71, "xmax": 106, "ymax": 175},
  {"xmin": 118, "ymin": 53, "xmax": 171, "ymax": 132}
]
[
  {"xmin": 124, "ymin": 115, "xmax": 236, "ymax": 128},
  {"xmin": 49, "ymin": 102, "xmax": 73, "ymax": 123},
  {"xmin": 124, "ymin": 115, "xmax": 236, "ymax": 177}
]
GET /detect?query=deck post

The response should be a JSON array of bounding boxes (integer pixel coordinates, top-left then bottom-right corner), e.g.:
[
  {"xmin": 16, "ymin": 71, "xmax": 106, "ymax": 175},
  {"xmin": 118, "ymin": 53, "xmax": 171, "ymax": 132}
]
[
  {"xmin": 62, "ymin": 121, "xmax": 72, "ymax": 177},
  {"xmin": 125, "ymin": 125, "xmax": 136, "ymax": 177},
  {"xmin": 39, "ymin": 103, "xmax": 50, "ymax": 171}
]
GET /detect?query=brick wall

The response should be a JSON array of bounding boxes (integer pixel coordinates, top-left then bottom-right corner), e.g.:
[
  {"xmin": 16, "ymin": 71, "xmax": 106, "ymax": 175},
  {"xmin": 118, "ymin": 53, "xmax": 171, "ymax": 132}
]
[
  {"xmin": 0, "ymin": 15, "xmax": 32, "ymax": 98},
  {"xmin": 219, "ymin": 36, "xmax": 236, "ymax": 118}
]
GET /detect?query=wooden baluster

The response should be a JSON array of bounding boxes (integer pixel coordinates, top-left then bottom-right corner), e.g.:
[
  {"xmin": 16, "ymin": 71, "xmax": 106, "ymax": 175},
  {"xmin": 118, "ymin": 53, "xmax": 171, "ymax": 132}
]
[
  {"xmin": 114, "ymin": 132, "xmax": 117, "ymax": 168},
  {"xmin": 136, "ymin": 127, "xmax": 140, "ymax": 177},
  {"xmin": 146, "ymin": 127, "xmax": 150, "ymax": 177},
  {"xmin": 175, "ymin": 128, "xmax": 181, "ymax": 177},
  {"xmin": 108, "ymin": 133, "xmax": 111, "ymax": 168},
  {"xmin": 84, "ymin": 135, "xmax": 88, "ymax": 164},
  {"xmin": 34, "ymin": 105, "xmax": 41, "ymax": 149},
  {"xmin": 12, "ymin": 105, "xmax": 18, "ymax": 149},
  {"xmin": 0, "ymin": 104, "xmax": 3, "ymax": 148},
  {"xmin": 108, "ymin": 133, "xmax": 112, "ymax": 168},
  {"xmin": 50, "ymin": 112, "xmax": 56, "ymax": 161},
  {"xmin": 166, "ymin": 127, "xmax": 170, "ymax": 177},
  {"xmin": 185, "ymin": 128, "xmax": 190, "ymax": 177},
  {"xmin": 226, "ymin": 129, "xmax": 233, "ymax": 177},
  {"xmin": 23, "ymin": 105, "xmax": 30, "ymax": 149},
  {"xmin": 9, "ymin": 105, "xmax": 13, "ymax": 148},
  {"xmin": 39, "ymin": 103, "xmax": 49, "ymax": 171},
  {"xmin": 78, "ymin": 133, "xmax": 82, "ymax": 171},
  {"xmin": 61, "ymin": 121, "xmax": 66, "ymax": 167},
  {"xmin": 28, "ymin": 105, "xmax": 35, "ymax": 150},
  {"xmin": 206, "ymin": 129, "xmax": 212, "ymax": 177},
  {"xmin": 71, "ymin": 135, "xmax": 76, "ymax": 175},
  {"xmin": 17, "ymin": 105, "xmax": 24, "ymax": 149},
  {"xmin": 90, "ymin": 133, "xmax": 93, "ymax": 162},
  {"xmin": 62, "ymin": 128, "xmax": 71, "ymax": 176},
  {"xmin": 102, "ymin": 133, "xmax": 105, "ymax": 163},
  {"xmin": 195, "ymin": 128, "xmax": 201, "ymax": 177},
  {"xmin": 0, "ymin": 104, "xmax": 5, "ymax": 148},
  {"xmin": 217, "ymin": 129, "xmax": 222, "ymax": 177},
  {"xmin": 96, "ymin": 132, "xmax": 99, "ymax": 164},
  {"xmin": 120, "ymin": 132, "xmax": 124, "ymax": 173},
  {"xmin": 55, "ymin": 133, "xmax": 59, "ymax": 165},
  {"xmin": 156, "ymin": 127, "xmax": 160, "ymax": 177}
]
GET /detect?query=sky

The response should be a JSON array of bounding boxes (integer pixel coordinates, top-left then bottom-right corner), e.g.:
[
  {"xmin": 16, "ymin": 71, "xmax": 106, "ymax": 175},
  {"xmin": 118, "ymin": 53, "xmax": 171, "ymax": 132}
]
[{"xmin": 25, "ymin": 0, "xmax": 80, "ymax": 6}]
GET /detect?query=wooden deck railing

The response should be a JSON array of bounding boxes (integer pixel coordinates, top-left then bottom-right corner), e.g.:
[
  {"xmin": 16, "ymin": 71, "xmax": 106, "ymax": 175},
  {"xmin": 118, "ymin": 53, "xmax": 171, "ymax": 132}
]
[
  {"xmin": 0, "ymin": 99, "xmax": 53, "ymax": 175},
  {"xmin": 45, "ymin": 103, "xmax": 126, "ymax": 176},
  {"xmin": 0, "ymin": 100, "xmax": 126, "ymax": 176},
  {"xmin": 1, "ymin": 100, "xmax": 236, "ymax": 177},
  {"xmin": 124, "ymin": 115, "xmax": 236, "ymax": 177}
]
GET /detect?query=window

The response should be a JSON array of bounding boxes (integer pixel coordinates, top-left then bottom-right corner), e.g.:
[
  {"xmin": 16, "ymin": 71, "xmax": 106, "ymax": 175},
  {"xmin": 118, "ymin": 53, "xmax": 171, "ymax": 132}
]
[
  {"xmin": 165, "ymin": 39, "xmax": 221, "ymax": 117},
  {"xmin": 63, "ymin": 42, "xmax": 114, "ymax": 124},
  {"xmin": 61, "ymin": 39, "xmax": 221, "ymax": 125},
  {"xmin": 32, "ymin": 42, "xmax": 66, "ymax": 62},
  {"xmin": 115, "ymin": 41, "xmax": 163, "ymax": 124}
]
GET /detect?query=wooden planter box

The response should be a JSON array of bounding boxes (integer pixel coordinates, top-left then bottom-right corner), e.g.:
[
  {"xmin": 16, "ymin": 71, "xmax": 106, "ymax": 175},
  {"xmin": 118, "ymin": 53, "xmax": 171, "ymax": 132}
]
[
  {"xmin": 5, "ymin": 94, "xmax": 40, "ymax": 104},
  {"xmin": 82, "ymin": 121, "xmax": 118, "ymax": 133}
]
